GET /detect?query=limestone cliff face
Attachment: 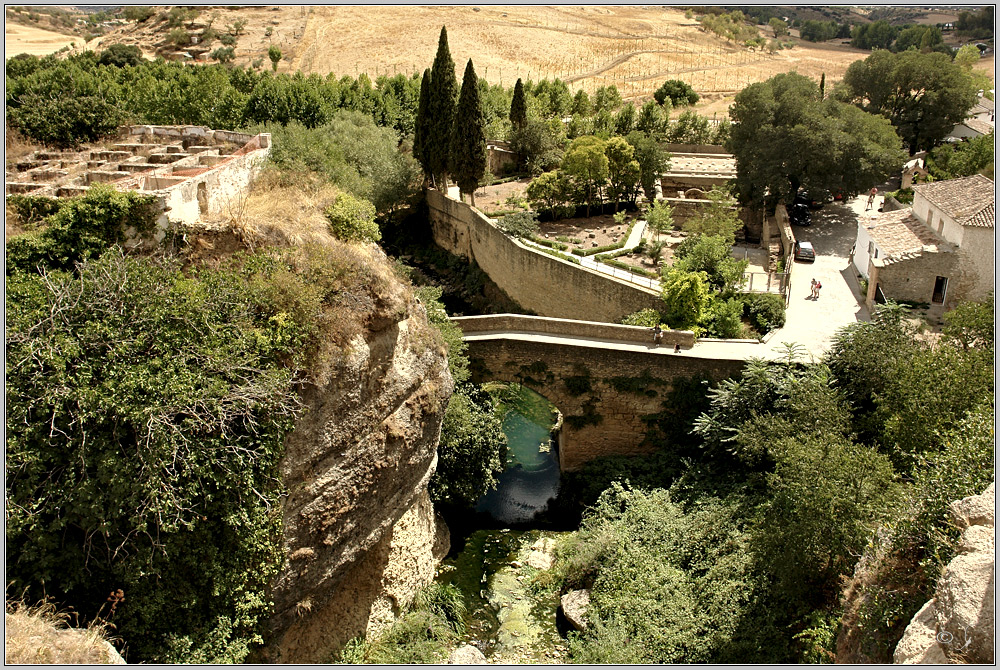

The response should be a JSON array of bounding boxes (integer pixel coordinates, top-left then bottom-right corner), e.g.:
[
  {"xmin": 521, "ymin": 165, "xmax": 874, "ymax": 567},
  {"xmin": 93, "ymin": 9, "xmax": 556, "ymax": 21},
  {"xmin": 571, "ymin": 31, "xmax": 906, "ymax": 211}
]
[
  {"xmin": 263, "ymin": 251, "xmax": 453, "ymax": 663},
  {"xmin": 894, "ymin": 483, "xmax": 995, "ymax": 665}
]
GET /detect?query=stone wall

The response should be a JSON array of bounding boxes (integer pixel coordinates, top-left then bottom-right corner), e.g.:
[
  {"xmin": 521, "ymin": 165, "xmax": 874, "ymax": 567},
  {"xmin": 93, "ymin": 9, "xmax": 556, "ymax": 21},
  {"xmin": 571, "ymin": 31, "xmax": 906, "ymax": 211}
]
[
  {"xmin": 465, "ymin": 336, "xmax": 744, "ymax": 470},
  {"xmin": 426, "ymin": 188, "xmax": 664, "ymax": 323},
  {"xmin": 661, "ymin": 143, "xmax": 728, "ymax": 154},
  {"xmin": 869, "ymin": 252, "xmax": 958, "ymax": 307},
  {"xmin": 659, "ymin": 173, "xmax": 730, "ymax": 193}
]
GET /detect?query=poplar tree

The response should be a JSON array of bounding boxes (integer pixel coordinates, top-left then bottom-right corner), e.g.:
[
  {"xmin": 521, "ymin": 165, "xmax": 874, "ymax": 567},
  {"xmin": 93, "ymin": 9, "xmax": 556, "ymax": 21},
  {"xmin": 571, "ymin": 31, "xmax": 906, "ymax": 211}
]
[
  {"xmin": 413, "ymin": 68, "xmax": 433, "ymax": 181},
  {"xmin": 428, "ymin": 26, "xmax": 458, "ymax": 187},
  {"xmin": 450, "ymin": 59, "xmax": 487, "ymax": 207},
  {"xmin": 510, "ymin": 78, "xmax": 528, "ymax": 130}
]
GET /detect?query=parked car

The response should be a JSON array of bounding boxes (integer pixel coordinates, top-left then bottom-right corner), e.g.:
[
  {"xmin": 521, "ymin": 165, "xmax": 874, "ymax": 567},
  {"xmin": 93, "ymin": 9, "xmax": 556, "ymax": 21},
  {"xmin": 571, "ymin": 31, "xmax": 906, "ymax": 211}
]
[
  {"xmin": 789, "ymin": 202, "xmax": 812, "ymax": 226},
  {"xmin": 794, "ymin": 240, "xmax": 816, "ymax": 262}
]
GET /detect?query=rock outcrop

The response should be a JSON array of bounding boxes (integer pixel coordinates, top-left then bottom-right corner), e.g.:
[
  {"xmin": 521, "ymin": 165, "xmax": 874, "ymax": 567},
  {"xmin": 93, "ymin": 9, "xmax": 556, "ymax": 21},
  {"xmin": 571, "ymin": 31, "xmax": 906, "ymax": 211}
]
[
  {"xmin": 560, "ymin": 589, "xmax": 591, "ymax": 632},
  {"xmin": 447, "ymin": 644, "xmax": 487, "ymax": 664},
  {"xmin": 262, "ymin": 250, "xmax": 454, "ymax": 663},
  {"xmin": 895, "ymin": 483, "xmax": 995, "ymax": 664}
]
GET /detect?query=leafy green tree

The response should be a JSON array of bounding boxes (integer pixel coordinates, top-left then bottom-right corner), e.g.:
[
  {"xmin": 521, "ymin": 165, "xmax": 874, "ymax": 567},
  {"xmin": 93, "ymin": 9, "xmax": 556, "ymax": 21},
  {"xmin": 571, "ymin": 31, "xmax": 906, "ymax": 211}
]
[
  {"xmin": 769, "ymin": 17, "xmax": 788, "ymax": 37},
  {"xmin": 839, "ymin": 49, "xmax": 978, "ymax": 153},
  {"xmin": 325, "ymin": 192, "xmax": 380, "ymax": 243},
  {"xmin": 413, "ymin": 69, "xmax": 433, "ymax": 179},
  {"xmin": 593, "ymin": 84, "xmax": 622, "ymax": 112},
  {"xmin": 267, "ymin": 45, "xmax": 281, "ymax": 71},
  {"xmin": 449, "ymin": 59, "xmax": 487, "ymax": 206},
  {"xmin": 667, "ymin": 109, "xmax": 713, "ymax": 144},
  {"xmin": 211, "ymin": 46, "xmax": 235, "ymax": 64},
  {"xmin": 97, "ymin": 44, "xmax": 142, "ymax": 67},
  {"xmin": 122, "ymin": 6, "xmax": 155, "ymax": 22},
  {"xmin": 636, "ymin": 100, "xmax": 666, "ymax": 135},
  {"xmin": 604, "ymin": 136, "xmax": 641, "ymax": 211},
  {"xmin": 509, "ymin": 117, "xmax": 564, "ymax": 175},
  {"xmin": 674, "ymin": 234, "xmax": 747, "ymax": 292},
  {"xmin": 645, "ymin": 198, "xmax": 674, "ymax": 240},
  {"xmin": 926, "ymin": 131, "xmax": 994, "ymax": 180},
  {"xmin": 892, "ymin": 25, "xmax": 942, "ymax": 52},
  {"xmin": 561, "ymin": 135, "xmax": 609, "ymax": 216},
  {"xmin": 168, "ymin": 27, "xmax": 192, "ymax": 46},
  {"xmin": 729, "ymin": 72, "xmax": 905, "ymax": 207},
  {"xmin": 941, "ymin": 296, "xmax": 994, "ymax": 352},
  {"xmin": 682, "ymin": 186, "xmax": 743, "ymax": 243},
  {"xmin": 954, "ymin": 43, "xmax": 981, "ymax": 70},
  {"xmin": 7, "ymin": 94, "xmax": 124, "ymax": 149},
  {"xmin": 660, "ymin": 268, "xmax": 709, "ymax": 329},
  {"xmin": 558, "ymin": 485, "xmax": 757, "ymax": 664},
  {"xmin": 613, "ymin": 101, "xmax": 636, "ymax": 136},
  {"xmin": 525, "ymin": 170, "xmax": 569, "ymax": 219},
  {"xmin": 571, "ymin": 88, "xmax": 592, "ymax": 116},
  {"xmin": 496, "ymin": 211, "xmax": 539, "ymax": 239},
  {"xmin": 850, "ymin": 20, "xmax": 898, "ymax": 50},
  {"xmin": 430, "ymin": 386, "xmax": 508, "ymax": 507},
  {"xmin": 509, "ymin": 77, "xmax": 527, "ymax": 131},
  {"xmin": 626, "ymin": 131, "xmax": 670, "ymax": 200},
  {"xmin": 701, "ymin": 296, "xmax": 744, "ymax": 338},
  {"xmin": 428, "ymin": 26, "xmax": 458, "ymax": 186},
  {"xmin": 653, "ymin": 79, "xmax": 699, "ymax": 107}
]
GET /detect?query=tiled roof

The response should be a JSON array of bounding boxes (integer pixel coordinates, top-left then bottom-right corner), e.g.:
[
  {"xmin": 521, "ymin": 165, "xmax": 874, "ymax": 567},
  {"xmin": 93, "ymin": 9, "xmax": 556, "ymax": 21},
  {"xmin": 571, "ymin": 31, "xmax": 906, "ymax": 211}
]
[
  {"xmin": 962, "ymin": 117, "xmax": 994, "ymax": 135},
  {"xmin": 864, "ymin": 209, "xmax": 952, "ymax": 265},
  {"xmin": 914, "ymin": 174, "xmax": 995, "ymax": 228},
  {"xmin": 972, "ymin": 97, "xmax": 995, "ymax": 114},
  {"xmin": 966, "ymin": 202, "xmax": 995, "ymax": 228}
]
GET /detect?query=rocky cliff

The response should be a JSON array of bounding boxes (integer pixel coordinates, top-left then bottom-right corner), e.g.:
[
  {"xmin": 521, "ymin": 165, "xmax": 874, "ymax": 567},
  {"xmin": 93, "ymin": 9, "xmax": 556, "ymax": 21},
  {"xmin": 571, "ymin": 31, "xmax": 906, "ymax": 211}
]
[
  {"xmin": 262, "ymin": 247, "xmax": 454, "ymax": 663},
  {"xmin": 894, "ymin": 483, "xmax": 995, "ymax": 664}
]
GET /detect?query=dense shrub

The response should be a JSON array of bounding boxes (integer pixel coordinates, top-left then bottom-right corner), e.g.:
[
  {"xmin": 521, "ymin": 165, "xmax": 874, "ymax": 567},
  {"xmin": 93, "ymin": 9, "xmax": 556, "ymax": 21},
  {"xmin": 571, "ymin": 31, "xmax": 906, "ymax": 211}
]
[
  {"xmin": 700, "ymin": 296, "xmax": 744, "ymax": 338},
  {"xmin": 6, "ymin": 185, "xmax": 158, "ymax": 275},
  {"xmin": 7, "ymin": 94, "xmax": 124, "ymax": 149},
  {"xmin": 620, "ymin": 307, "xmax": 663, "ymax": 327},
  {"xmin": 97, "ymin": 44, "xmax": 143, "ymax": 68},
  {"xmin": 325, "ymin": 192, "xmax": 380, "ymax": 243},
  {"xmin": 496, "ymin": 210, "xmax": 539, "ymax": 239},
  {"xmin": 742, "ymin": 292, "xmax": 786, "ymax": 332}
]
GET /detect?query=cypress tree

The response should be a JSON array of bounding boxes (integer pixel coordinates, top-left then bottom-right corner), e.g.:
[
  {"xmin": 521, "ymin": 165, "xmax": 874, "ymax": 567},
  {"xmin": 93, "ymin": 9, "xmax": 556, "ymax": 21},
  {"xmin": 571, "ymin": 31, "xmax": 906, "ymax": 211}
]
[
  {"xmin": 413, "ymin": 68, "xmax": 433, "ymax": 181},
  {"xmin": 428, "ymin": 26, "xmax": 458, "ymax": 187},
  {"xmin": 449, "ymin": 59, "xmax": 487, "ymax": 207},
  {"xmin": 510, "ymin": 78, "xmax": 528, "ymax": 131}
]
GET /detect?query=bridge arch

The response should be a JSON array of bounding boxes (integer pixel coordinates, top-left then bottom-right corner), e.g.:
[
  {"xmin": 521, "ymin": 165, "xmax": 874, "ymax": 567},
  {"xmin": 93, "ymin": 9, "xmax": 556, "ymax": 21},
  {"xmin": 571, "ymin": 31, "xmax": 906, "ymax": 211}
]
[{"xmin": 456, "ymin": 315, "xmax": 745, "ymax": 471}]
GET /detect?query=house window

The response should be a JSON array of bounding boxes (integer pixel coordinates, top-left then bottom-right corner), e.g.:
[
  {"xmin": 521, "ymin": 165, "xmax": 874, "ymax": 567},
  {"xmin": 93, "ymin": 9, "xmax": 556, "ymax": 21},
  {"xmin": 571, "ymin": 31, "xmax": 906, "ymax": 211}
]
[
  {"xmin": 932, "ymin": 276, "xmax": 948, "ymax": 304},
  {"xmin": 868, "ymin": 241, "xmax": 875, "ymax": 257}
]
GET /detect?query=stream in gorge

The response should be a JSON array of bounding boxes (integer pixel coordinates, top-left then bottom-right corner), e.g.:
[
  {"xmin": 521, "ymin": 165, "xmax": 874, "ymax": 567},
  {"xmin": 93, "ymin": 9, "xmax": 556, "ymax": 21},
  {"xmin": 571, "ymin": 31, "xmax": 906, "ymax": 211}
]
[{"xmin": 436, "ymin": 385, "xmax": 572, "ymax": 662}]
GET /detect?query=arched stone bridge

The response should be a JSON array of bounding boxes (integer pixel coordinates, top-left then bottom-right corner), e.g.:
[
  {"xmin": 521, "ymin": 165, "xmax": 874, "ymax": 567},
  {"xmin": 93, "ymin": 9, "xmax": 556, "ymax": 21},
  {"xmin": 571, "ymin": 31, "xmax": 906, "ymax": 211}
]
[{"xmin": 452, "ymin": 315, "xmax": 747, "ymax": 471}]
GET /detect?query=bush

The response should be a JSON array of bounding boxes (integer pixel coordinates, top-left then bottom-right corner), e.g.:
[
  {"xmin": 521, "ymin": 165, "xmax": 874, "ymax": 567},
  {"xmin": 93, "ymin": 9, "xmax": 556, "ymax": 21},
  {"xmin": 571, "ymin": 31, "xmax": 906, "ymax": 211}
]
[
  {"xmin": 122, "ymin": 6, "xmax": 155, "ymax": 22},
  {"xmin": 7, "ymin": 94, "xmax": 124, "ymax": 149},
  {"xmin": 97, "ymin": 44, "xmax": 142, "ymax": 68},
  {"xmin": 620, "ymin": 308, "xmax": 663, "ymax": 327},
  {"xmin": 6, "ymin": 185, "xmax": 157, "ymax": 275},
  {"xmin": 496, "ymin": 210, "xmax": 539, "ymax": 239},
  {"xmin": 324, "ymin": 192, "xmax": 380, "ymax": 243},
  {"xmin": 5, "ymin": 249, "xmax": 315, "ymax": 662},
  {"xmin": 701, "ymin": 297, "xmax": 744, "ymax": 338},
  {"xmin": 167, "ymin": 28, "xmax": 192, "ymax": 46},
  {"xmin": 742, "ymin": 292, "xmax": 786, "ymax": 332},
  {"xmin": 653, "ymin": 79, "xmax": 699, "ymax": 107},
  {"xmin": 660, "ymin": 269, "xmax": 709, "ymax": 330},
  {"xmin": 211, "ymin": 46, "xmax": 235, "ymax": 64},
  {"xmin": 218, "ymin": 32, "xmax": 236, "ymax": 46}
]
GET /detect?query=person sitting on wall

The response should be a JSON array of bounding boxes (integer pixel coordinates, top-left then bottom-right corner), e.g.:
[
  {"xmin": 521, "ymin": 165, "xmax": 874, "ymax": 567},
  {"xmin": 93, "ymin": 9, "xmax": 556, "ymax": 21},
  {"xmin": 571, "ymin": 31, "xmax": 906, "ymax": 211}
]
[{"xmin": 653, "ymin": 323, "xmax": 662, "ymax": 345}]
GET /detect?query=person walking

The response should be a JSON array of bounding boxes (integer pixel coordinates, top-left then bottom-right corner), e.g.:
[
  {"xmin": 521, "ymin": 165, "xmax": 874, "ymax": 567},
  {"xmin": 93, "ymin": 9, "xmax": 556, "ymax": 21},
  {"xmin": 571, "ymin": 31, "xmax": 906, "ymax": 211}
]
[
  {"xmin": 814, "ymin": 279, "xmax": 822, "ymax": 299},
  {"xmin": 810, "ymin": 278, "xmax": 817, "ymax": 299},
  {"xmin": 866, "ymin": 187, "xmax": 877, "ymax": 211}
]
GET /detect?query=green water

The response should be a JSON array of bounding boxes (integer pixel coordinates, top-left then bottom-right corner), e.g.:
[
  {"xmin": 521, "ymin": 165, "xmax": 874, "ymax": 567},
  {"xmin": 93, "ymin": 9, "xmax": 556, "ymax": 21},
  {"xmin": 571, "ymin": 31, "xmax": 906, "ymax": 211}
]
[{"xmin": 476, "ymin": 386, "xmax": 561, "ymax": 524}]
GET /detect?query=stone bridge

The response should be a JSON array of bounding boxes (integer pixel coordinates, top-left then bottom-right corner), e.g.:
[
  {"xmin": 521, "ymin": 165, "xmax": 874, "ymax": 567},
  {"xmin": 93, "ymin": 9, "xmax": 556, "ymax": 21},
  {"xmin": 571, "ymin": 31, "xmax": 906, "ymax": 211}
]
[{"xmin": 453, "ymin": 315, "xmax": 746, "ymax": 471}]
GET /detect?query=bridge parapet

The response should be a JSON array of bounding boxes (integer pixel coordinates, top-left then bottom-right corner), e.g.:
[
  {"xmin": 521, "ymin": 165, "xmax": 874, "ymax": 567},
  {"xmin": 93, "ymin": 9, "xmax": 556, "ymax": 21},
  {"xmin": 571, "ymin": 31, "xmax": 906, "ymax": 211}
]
[{"xmin": 452, "ymin": 314, "xmax": 695, "ymax": 348}]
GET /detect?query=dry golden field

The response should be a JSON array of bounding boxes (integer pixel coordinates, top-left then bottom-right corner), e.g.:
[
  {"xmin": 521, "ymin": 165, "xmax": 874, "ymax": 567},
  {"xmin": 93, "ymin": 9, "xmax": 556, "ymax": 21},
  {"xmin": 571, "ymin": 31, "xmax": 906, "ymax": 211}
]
[
  {"xmin": 4, "ymin": 22, "xmax": 79, "ymax": 57},
  {"xmin": 8, "ymin": 5, "xmax": 995, "ymax": 119}
]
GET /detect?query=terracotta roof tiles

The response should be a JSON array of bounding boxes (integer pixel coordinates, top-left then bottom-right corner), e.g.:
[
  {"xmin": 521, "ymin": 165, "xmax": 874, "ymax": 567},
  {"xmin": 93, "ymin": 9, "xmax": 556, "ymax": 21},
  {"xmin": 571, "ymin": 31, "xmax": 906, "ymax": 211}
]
[{"xmin": 914, "ymin": 175, "xmax": 995, "ymax": 228}]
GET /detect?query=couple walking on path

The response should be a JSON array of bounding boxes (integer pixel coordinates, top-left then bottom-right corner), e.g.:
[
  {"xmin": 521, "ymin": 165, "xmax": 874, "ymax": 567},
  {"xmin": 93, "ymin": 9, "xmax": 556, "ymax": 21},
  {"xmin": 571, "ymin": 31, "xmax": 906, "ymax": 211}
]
[{"xmin": 810, "ymin": 278, "xmax": 822, "ymax": 299}]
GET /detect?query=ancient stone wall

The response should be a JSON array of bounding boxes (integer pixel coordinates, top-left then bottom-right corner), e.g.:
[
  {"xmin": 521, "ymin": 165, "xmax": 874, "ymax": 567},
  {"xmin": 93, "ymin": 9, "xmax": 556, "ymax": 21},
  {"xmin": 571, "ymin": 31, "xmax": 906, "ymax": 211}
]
[
  {"xmin": 426, "ymin": 189, "xmax": 664, "ymax": 323},
  {"xmin": 464, "ymin": 336, "xmax": 744, "ymax": 470},
  {"xmin": 870, "ymin": 252, "xmax": 958, "ymax": 307}
]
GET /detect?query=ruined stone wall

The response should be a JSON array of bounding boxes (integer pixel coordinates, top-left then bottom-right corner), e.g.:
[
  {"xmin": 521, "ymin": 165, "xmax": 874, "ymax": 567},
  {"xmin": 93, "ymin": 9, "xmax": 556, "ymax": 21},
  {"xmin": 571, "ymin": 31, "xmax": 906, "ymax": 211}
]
[
  {"xmin": 426, "ymin": 189, "xmax": 663, "ymax": 323},
  {"xmin": 465, "ymin": 337, "xmax": 744, "ymax": 470},
  {"xmin": 951, "ymin": 227, "xmax": 994, "ymax": 307}
]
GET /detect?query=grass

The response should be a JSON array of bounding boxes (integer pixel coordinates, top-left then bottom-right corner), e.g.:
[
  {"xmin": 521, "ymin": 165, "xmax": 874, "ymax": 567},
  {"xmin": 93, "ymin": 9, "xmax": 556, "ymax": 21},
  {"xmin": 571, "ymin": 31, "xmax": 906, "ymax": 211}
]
[{"xmin": 4, "ymin": 598, "xmax": 121, "ymax": 664}]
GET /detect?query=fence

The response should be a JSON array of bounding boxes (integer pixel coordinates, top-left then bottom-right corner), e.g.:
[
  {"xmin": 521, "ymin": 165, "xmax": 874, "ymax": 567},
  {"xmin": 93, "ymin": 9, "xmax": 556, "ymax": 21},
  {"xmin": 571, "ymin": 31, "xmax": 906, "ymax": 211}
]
[{"xmin": 742, "ymin": 269, "xmax": 790, "ymax": 299}]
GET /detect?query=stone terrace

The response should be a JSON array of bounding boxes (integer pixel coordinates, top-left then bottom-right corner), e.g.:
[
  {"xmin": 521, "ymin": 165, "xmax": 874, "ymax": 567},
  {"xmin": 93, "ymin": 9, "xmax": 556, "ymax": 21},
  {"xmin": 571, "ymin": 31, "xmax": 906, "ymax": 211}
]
[{"xmin": 5, "ymin": 125, "xmax": 268, "ymax": 200}]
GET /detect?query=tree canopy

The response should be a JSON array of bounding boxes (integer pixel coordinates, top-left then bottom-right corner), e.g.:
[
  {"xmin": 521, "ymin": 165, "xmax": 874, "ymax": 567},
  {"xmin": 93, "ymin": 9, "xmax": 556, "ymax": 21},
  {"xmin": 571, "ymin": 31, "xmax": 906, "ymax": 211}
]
[
  {"xmin": 728, "ymin": 72, "xmax": 905, "ymax": 208},
  {"xmin": 838, "ymin": 49, "xmax": 979, "ymax": 153},
  {"xmin": 428, "ymin": 26, "xmax": 458, "ymax": 183}
]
